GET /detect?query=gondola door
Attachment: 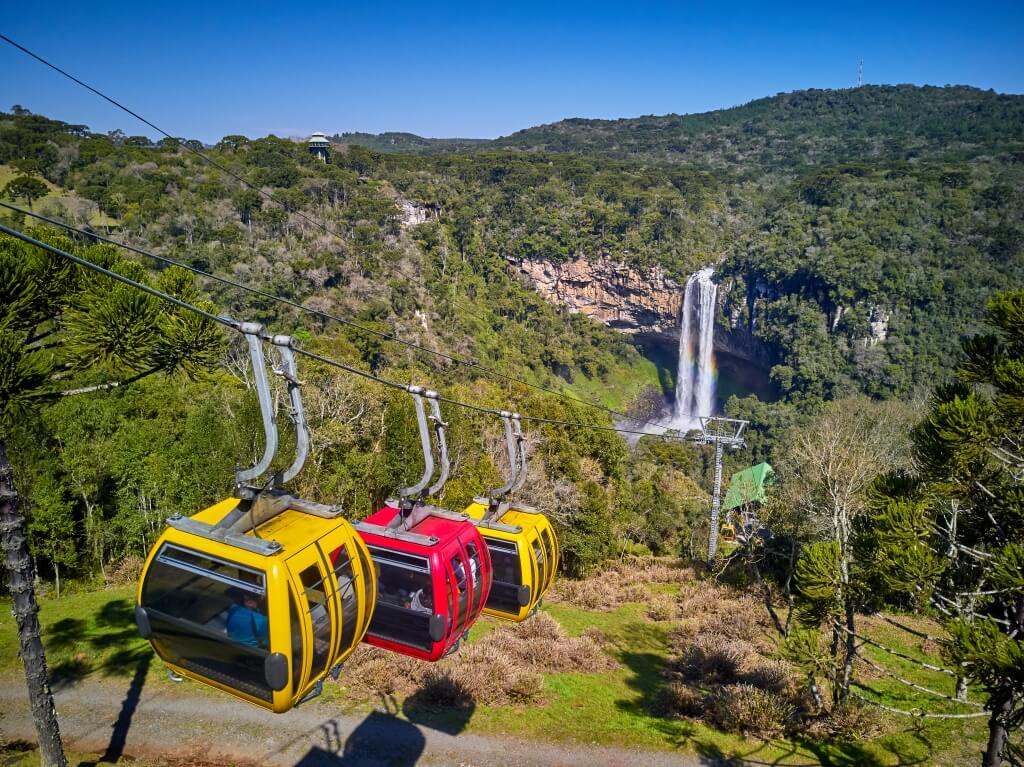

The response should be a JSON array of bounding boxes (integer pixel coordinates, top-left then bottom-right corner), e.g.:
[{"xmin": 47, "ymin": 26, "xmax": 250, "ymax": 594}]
[
  {"xmin": 528, "ymin": 532, "xmax": 548, "ymax": 601},
  {"xmin": 287, "ymin": 544, "xmax": 338, "ymax": 697},
  {"xmin": 444, "ymin": 546, "xmax": 471, "ymax": 644}
]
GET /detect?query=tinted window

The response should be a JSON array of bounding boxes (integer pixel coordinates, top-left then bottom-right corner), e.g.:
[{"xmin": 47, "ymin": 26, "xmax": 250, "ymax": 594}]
[
  {"xmin": 465, "ymin": 542, "xmax": 484, "ymax": 614},
  {"xmin": 366, "ymin": 549, "xmax": 434, "ymax": 650},
  {"xmin": 141, "ymin": 544, "xmax": 271, "ymax": 701},
  {"xmin": 532, "ymin": 537, "xmax": 548, "ymax": 594},
  {"xmin": 329, "ymin": 546, "xmax": 359, "ymax": 653},
  {"xmin": 289, "ymin": 589, "xmax": 303, "ymax": 694},
  {"xmin": 540, "ymin": 528, "xmax": 556, "ymax": 586},
  {"xmin": 483, "ymin": 536, "xmax": 522, "ymax": 614},
  {"xmin": 299, "ymin": 564, "xmax": 332, "ymax": 679},
  {"xmin": 450, "ymin": 552, "xmax": 470, "ymax": 636}
]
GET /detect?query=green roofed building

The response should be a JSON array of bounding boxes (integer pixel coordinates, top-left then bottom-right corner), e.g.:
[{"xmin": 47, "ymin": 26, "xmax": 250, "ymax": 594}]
[{"xmin": 723, "ymin": 462, "xmax": 775, "ymax": 513}]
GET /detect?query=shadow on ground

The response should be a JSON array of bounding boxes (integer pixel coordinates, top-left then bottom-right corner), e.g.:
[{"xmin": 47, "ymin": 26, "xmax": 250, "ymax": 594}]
[
  {"xmin": 614, "ymin": 648, "xmax": 697, "ymax": 749},
  {"xmin": 694, "ymin": 733, "xmax": 933, "ymax": 767},
  {"xmin": 46, "ymin": 598, "xmax": 151, "ymax": 690},
  {"xmin": 76, "ymin": 654, "xmax": 152, "ymax": 767},
  {"xmin": 294, "ymin": 699, "xmax": 427, "ymax": 767},
  {"xmin": 401, "ymin": 683, "xmax": 476, "ymax": 736}
]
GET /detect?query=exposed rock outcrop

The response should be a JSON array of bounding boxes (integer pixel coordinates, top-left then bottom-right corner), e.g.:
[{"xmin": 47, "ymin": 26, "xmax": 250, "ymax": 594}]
[
  {"xmin": 516, "ymin": 256, "xmax": 682, "ymax": 336},
  {"xmin": 396, "ymin": 198, "xmax": 434, "ymax": 228}
]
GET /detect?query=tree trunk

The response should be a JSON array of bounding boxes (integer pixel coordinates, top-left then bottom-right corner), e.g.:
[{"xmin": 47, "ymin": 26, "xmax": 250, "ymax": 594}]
[
  {"xmin": 0, "ymin": 440, "xmax": 67, "ymax": 767},
  {"xmin": 983, "ymin": 694, "xmax": 1011, "ymax": 767},
  {"xmin": 840, "ymin": 599, "xmax": 856, "ymax": 704},
  {"xmin": 783, "ymin": 539, "xmax": 796, "ymax": 637},
  {"xmin": 830, "ymin": 622, "xmax": 842, "ymax": 707},
  {"xmin": 807, "ymin": 673, "xmax": 824, "ymax": 711}
]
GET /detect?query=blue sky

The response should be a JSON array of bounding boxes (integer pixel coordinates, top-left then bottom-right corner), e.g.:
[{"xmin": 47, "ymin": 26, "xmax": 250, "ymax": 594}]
[{"xmin": 2, "ymin": 1, "xmax": 1022, "ymax": 142}]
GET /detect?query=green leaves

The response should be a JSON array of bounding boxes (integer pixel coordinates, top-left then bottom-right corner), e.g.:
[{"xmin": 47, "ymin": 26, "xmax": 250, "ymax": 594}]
[
  {"xmin": 989, "ymin": 543, "xmax": 1024, "ymax": 594},
  {"xmin": 0, "ymin": 231, "xmax": 224, "ymax": 417},
  {"xmin": 945, "ymin": 618, "xmax": 1024, "ymax": 695},
  {"xmin": 63, "ymin": 283, "xmax": 162, "ymax": 372},
  {"xmin": 794, "ymin": 541, "xmax": 843, "ymax": 626},
  {"xmin": 913, "ymin": 389, "xmax": 1000, "ymax": 482},
  {"xmin": 0, "ymin": 329, "xmax": 53, "ymax": 429}
]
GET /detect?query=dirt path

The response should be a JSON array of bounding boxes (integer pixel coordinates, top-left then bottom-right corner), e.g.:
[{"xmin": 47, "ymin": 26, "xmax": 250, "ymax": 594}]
[{"xmin": 0, "ymin": 674, "xmax": 706, "ymax": 767}]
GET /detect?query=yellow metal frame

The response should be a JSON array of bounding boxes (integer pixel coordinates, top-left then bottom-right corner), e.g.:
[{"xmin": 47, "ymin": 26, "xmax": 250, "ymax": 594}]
[
  {"xmin": 463, "ymin": 501, "xmax": 559, "ymax": 622},
  {"xmin": 138, "ymin": 497, "xmax": 376, "ymax": 712}
]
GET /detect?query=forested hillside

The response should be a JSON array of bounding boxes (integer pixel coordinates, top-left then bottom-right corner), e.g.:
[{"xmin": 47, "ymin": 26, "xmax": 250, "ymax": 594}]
[
  {"xmin": 493, "ymin": 85, "xmax": 1024, "ymax": 169},
  {"xmin": 1, "ymin": 83, "xmax": 1023, "ymax": 581}
]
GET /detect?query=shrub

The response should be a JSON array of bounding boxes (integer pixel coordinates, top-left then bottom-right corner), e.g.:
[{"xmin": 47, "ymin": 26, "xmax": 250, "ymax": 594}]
[
  {"xmin": 806, "ymin": 702, "xmax": 885, "ymax": 741},
  {"xmin": 507, "ymin": 671, "xmax": 545, "ymax": 703},
  {"xmin": 647, "ymin": 596, "xmax": 679, "ymax": 622},
  {"xmin": 418, "ymin": 669, "xmax": 474, "ymax": 707},
  {"xmin": 107, "ymin": 555, "xmax": 145, "ymax": 585},
  {"xmin": 708, "ymin": 684, "xmax": 795, "ymax": 738},
  {"xmin": 656, "ymin": 682, "xmax": 705, "ymax": 718},
  {"xmin": 551, "ymin": 557, "xmax": 693, "ymax": 610},
  {"xmin": 741, "ymin": 659, "xmax": 795, "ymax": 695},
  {"xmin": 339, "ymin": 612, "xmax": 608, "ymax": 706},
  {"xmin": 678, "ymin": 635, "xmax": 747, "ymax": 683}
]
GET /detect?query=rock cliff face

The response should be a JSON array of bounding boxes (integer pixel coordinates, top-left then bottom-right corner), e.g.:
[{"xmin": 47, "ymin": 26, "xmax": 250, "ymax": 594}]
[
  {"xmin": 516, "ymin": 256, "xmax": 683, "ymax": 337},
  {"xmin": 516, "ymin": 256, "xmax": 778, "ymax": 371}
]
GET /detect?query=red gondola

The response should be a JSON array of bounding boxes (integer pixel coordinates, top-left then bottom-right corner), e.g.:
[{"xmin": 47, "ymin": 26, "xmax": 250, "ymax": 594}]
[{"xmin": 356, "ymin": 388, "xmax": 492, "ymax": 661}]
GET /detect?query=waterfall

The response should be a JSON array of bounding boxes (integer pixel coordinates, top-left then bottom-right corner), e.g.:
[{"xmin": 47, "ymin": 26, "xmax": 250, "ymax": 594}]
[{"xmin": 672, "ymin": 267, "xmax": 718, "ymax": 430}]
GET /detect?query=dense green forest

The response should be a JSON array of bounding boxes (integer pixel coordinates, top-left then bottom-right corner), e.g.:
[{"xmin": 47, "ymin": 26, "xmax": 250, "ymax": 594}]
[
  {"xmin": 1, "ymin": 84, "xmax": 1022, "ymax": 580},
  {"xmin": 2, "ymin": 83, "xmax": 1023, "ymax": 765}
]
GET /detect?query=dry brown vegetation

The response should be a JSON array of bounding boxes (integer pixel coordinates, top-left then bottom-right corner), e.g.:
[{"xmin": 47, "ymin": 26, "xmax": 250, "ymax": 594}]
[
  {"xmin": 339, "ymin": 611, "xmax": 617, "ymax": 706},
  {"xmin": 653, "ymin": 571, "xmax": 886, "ymax": 741},
  {"xmin": 549, "ymin": 557, "xmax": 694, "ymax": 611}
]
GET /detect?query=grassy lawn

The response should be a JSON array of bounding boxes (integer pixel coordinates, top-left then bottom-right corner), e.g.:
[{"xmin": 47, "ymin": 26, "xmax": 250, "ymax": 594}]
[
  {"xmin": 0, "ymin": 575, "xmax": 989, "ymax": 766},
  {"xmin": 561, "ymin": 352, "xmax": 663, "ymax": 412}
]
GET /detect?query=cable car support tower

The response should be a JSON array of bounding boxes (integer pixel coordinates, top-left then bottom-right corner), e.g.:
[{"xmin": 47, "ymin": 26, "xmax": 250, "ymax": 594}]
[{"xmin": 691, "ymin": 416, "xmax": 748, "ymax": 564}]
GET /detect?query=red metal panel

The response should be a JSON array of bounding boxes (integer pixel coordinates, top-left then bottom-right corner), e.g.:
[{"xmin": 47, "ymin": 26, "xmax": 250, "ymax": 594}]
[{"xmin": 358, "ymin": 504, "xmax": 493, "ymax": 661}]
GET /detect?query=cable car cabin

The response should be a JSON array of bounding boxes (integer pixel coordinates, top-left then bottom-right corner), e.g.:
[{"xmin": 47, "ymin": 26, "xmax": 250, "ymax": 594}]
[
  {"xmin": 462, "ymin": 500, "xmax": 559, "ymax": 622},
  {"xmin": 719, "ymin": 523, "xmax": 737, "ymax": 543},
  {"xmin": 357, "ymin": 503, "xmax": 492, "ymax": 661},
  {"xmin": 135, "ymin": 495, "xmax": 376, "ymax": 713}
]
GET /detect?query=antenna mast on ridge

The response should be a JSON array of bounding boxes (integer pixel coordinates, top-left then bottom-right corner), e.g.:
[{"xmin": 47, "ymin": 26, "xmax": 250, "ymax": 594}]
[{"xmin": 858, "ymin": 59, "xmax": 864, "ymax": 88}]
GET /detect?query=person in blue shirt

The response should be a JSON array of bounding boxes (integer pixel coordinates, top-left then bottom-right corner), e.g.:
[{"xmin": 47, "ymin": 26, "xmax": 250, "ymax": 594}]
[{"xmin": 226, "ymin": 592, "xmax": 269, "ymax": 648}]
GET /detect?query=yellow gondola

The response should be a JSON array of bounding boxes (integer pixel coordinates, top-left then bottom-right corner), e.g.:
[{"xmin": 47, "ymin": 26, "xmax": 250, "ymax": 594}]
[
  {"xmin": 463, "ymin": 413, "xmax": 559, "ymax": 621},
  {"xmin": 135, "ymin": 326, "xmax": 375, "ymax": 712}
]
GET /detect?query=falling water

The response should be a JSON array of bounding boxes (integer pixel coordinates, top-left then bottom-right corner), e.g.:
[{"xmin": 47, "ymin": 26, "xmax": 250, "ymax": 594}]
[{"xmin": 672, "ymin": 267, "xmax": 718, "ymax": 430}]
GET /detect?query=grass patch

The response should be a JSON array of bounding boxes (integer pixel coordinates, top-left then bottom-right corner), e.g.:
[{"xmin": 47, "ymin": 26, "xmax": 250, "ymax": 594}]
[
  {"xmin": 0, "ymin": 565, "xmax": 990, "ymax": 765},
  {"xmin": 0, "ymin": 585, "xmax": 150, "ymax": 685},
  {"xmin": 0, "ymin": 164, "xmax": 120, "ymax": 227},
  {"xmin": 560, "ymin": 353, "xmax": 661, "ymax": 411}
]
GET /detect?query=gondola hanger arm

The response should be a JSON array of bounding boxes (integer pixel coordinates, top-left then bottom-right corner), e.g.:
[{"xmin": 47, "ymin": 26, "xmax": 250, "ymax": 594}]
[
  {"xmin": 425, "ymin": 390, "xmax": 450, "ymax": 497},
  {"xmin": 270, "ymin": 335, "xmax": 309, "ymax": 484},
  {"xmin": 399, "ymin": 385, "xmax": 435, "ymax": 501},
  {"xmin": 509, "ymin": 413, "xmax": 528, "ymax": 496},
  {"xmin": 235, "ymin": 322, "xmax": 278, "ymax": 486}
]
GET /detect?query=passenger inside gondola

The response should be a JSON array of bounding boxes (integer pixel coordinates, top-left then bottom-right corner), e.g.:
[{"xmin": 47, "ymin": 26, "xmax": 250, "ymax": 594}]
[
  {"xmin": 368, "ymin": 549, "xmax": 435, "ymax": 649},
  {"xmin": 141, "ymin": 544, "xmax": 273, "ymax": 699},
  {"xmin": 226, "ymin": 592, "xmax": 269, "ymax": 648}
]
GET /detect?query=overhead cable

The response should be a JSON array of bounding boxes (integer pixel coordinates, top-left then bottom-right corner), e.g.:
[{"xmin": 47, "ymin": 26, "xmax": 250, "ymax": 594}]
[
  {"xmin": 0, "ymin": 223, "xmax": 696, "ymax": 442},
  {"xmin": 0, "ymin": 201, "xmax": 677, "ymax": 433},
  {"xmin": 0, "ymin": 36, "xmax": 683, "ymax": 433}
]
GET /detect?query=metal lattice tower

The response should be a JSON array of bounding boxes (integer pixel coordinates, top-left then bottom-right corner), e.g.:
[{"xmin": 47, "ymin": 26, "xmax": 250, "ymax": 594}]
[
  {"xmin": 697, "ymin": 416, "xmax": 748, "ymax": 563},
  {"xmin": 858, "ymin": 59, "xmax": 864, "ymax": 88}
]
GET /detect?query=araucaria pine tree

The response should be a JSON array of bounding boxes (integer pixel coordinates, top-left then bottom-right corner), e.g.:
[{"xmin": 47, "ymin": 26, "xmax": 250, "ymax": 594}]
[
  {"xmin": 873, "ymin": 291, "xmax": 1024, "ymax": 767},
  {"xmin": 0, "ymin": 228, "xmax": 222, "ymax": 767}
]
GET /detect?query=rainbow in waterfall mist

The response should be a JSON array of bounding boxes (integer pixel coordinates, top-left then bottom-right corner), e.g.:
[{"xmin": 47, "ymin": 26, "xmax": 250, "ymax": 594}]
[{"xmin": 671, "ymin": 267, "xmax": 718, "ymax": 430}]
